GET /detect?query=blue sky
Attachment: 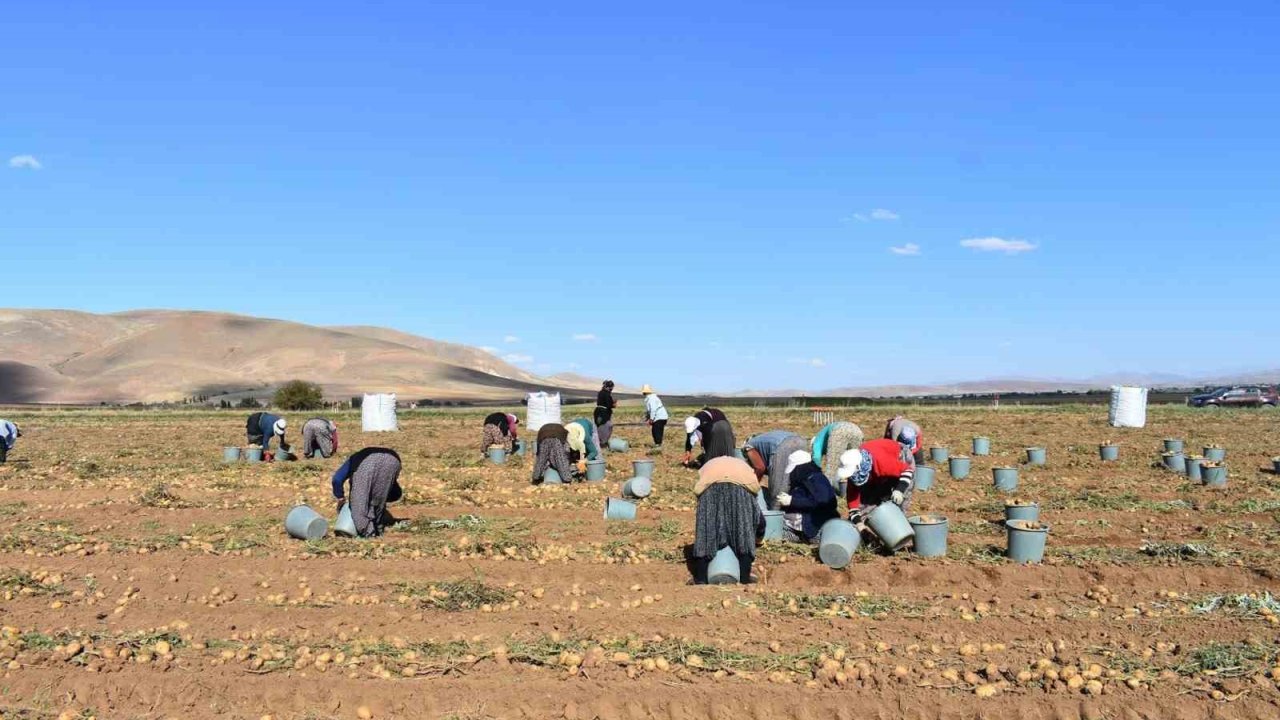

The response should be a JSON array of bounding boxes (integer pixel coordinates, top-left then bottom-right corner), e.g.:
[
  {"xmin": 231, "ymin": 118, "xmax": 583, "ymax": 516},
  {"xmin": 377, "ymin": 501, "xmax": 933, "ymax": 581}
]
[{"xmin": 4, "ymin": 1, "xmax": 1279, "ymax": 393}]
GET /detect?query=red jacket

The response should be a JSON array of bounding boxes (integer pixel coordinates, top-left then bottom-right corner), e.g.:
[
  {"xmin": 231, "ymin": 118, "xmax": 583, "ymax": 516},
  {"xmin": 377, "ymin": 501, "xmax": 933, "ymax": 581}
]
[{"xmin": 847, "ymin": 438, "xmax": 914, "ymax": 510}]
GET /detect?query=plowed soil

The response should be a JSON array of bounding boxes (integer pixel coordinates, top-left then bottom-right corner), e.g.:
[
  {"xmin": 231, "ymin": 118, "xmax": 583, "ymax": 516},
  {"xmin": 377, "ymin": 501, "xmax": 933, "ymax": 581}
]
[{"xmin": 2, "ymin": 405, "xmax": 1279, "ymax": 719}]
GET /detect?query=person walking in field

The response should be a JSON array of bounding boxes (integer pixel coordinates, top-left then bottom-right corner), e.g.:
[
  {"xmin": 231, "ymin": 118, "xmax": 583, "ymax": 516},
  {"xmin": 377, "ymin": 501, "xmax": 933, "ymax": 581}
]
[
  {"xmin": 331, "ymin": 447, "xmax": 403, "ymax": 537},
  {"xmin": 884, "ymin": 415, "xmax": 924, "ymax": 464},
  {"xmin": 683, "ymin": 407, "xmax": 735, "ymax": 467},
  {"xmin": 742, "ymin": 429, "xmax": 806, "ymax": 509},
  {"xmin": 774, "ymin": 450, "xmax": 839, "ymax": 544},
  {"xmin": 838, "ymin": 437, "xmax": 917, "ymax": 527},
  {"xmin": 688, "ymin": 456, "xmax": 765, "ymax": 584},
  {"xmin": 246, "ymin": 411, "xmax": 289, "ymax": 456},
  {"xmin": 641, "ymin": 385, "xmax": 669, "ymax": 448},
  {"xmin": 301, "ymin": 417, "xmax": 340, "ymax": 459},
  {"xmin": 811, "ymin": 420, "xmax": 865, "ymax": 492},
  {"xmin": 0, "ymin": 420, "xmax": 21, "ymax": 463},
  {"xmin": 480, "ymin": 412, "xmax": 519, "ymax": 455},
  {"xmin": 594, "ymin": 380, "xmax": 617, "ymax": 445},
  {"xmin": 532, "ymin": 422, "xmax": 578, "ymax": 484}
]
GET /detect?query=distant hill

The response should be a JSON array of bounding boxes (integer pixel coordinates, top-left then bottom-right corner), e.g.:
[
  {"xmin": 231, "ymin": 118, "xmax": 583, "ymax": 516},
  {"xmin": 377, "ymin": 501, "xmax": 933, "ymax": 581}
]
[{"xmin": 0, "ymin": 309, "xmax": 598, "ymax": 404}]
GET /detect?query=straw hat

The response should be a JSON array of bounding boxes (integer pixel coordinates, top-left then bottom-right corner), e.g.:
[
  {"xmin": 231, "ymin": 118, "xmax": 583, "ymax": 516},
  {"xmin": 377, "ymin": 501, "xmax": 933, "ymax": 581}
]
[{"xmin": 641, "ymin": 384, "xmax": 654, "ymax": 394}]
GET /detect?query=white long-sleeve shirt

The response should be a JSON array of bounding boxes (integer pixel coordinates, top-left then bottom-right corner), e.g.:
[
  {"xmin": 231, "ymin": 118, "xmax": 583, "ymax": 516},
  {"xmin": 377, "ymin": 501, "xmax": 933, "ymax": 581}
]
[{"xmin": 643, "ymin": 394, "xmax": 669, "ymax": 422}]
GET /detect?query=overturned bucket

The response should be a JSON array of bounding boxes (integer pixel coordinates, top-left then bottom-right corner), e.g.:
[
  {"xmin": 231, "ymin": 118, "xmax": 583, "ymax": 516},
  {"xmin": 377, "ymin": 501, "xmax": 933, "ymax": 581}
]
[
  {"xmin": 1004, "ymin": 500, "xmax": 1039, "ymax": 523},
  {"xmin": 762, "ymin": 510, "xmax": 785, "ymax": 540},
  {"xmin": 972, "ymin": 437, "xmax": 991, "ymax": 456},
  {"xmin": 866, "ymin": 503, "xmax": 915, "ymax": 552},
  {"xmin": 914, "ymin": 465, "xmax": 936, "ymax": 492},
  {"xmin": 1161, "ymin": 451, "xmax": 1186, "ymax": 474},
  {"xmin": 487, "ymin": 446, "xmax": 507, "ymax": 465},
  {"xmin": 1201, "ymin": 462, "xmax": 1227, "ymax": 488},
  {"xmin": 632, "ymin": 459, "xmax": 656, "ymax": 478},
  {"xmin": 621, "ymin": 476, "xmax": 651, "ymax": 499},
  {"xmin": 285, "ymin": 505, "xmax": 328, "ymax": 540},
  {"xmin": 929, "ymin": 447, "xmax": 949, "ymax": 463},
  {"xmin": 1184, "ymin": 455, "xmax": 1203, "ymax": 481},
  {"xmin": 608, "ymin": 438, "xmax": 630, "ymax": 452},
  {"xmin": 707, "ymin": 546, "xmax": 741, "ymax": 584},
  {"xmin": 222, "ymin": 447, "xmax": 242, "ymax": 463},
  {"xmin": 604, "ymin": 497, "xmax": 637, "ymax": 521},
  {"xmin": 818, "ymin": 519, "xmax": 861, "ymax": 569},
  {"xmin": 1006, "ymin": 519, "xmax": 1049, "ymax": 563},
  {"xmin": 1099, "ymin": 443, "xmax": 1120, "ymax": 461},
  {"xmin": 1203, "ymin": 446, "xmax": 1226, "ymax": 462},
  {"xmin": 949, "ymin": 455, "xmax": 972, "ymax": 479},
  {"xmin": 1163, "ymin": 438, "xmax": 1184, "ymax": 454},
  {"xmin": 244, "ymin": 446, "xmax": 263, "ymax": 463},
  {"xmin": 1025, "ymin": 447, "xmax": 1047, "ymax": 465},
  {"xmin": 909, "ymin": 515, "xmax": 948, "ymax": 558},
  {"xmin": 585, "ymin": 459, "xmax": 607, "ymax": 482},
  {"xmin": 993, "ymin": 467, "xmax": 1019, "ymax": 492},
  {"xmin": 334, "ymin": 503, "xmax": 357, "ymax": 537}
]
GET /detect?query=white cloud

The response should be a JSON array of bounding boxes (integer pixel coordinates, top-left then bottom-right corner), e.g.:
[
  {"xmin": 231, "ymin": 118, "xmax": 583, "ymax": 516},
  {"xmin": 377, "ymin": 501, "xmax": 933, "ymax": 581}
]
[
  {"xmin": 960, "ymin": 236, "xmax": 1037, "ymax": 254},
  {"xmin": 503, "ymin": 335, "xmax": 520, "ymax": 343},
  {"xmin": 788, "ymin": 357, "xmax": 827, "ymax": 368},
  {"xmin": 571, "ymin": 333, "xmax": 597, "ymax": 342},
  {"xmin": 8, "ymin": 155, "xmax": 42, "ymax": 170},
  {"xmin": 869, "ymin": 208, "xmax": 899, "ymax": 221},
  {"xmin": 889, "ymin": 243, "xmax": 921, "ymax": 256},
  {"xmin": 502, "ymin": 353, "xmax": 533, "ymax": 364}
]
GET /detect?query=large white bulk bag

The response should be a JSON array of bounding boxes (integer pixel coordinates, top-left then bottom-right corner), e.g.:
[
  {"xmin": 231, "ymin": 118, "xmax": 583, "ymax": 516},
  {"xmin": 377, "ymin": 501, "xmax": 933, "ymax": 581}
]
[
  {"xmin": 1108, "ymin": 386, "xmax": 1148, "ymax": 428},
  {"xmin": 526, "ymin": 391, "xmax": 561, "ymax": 432},
  {"xmin": 362, "ymin": 393, "xmax": 399, "ymax": 432}
]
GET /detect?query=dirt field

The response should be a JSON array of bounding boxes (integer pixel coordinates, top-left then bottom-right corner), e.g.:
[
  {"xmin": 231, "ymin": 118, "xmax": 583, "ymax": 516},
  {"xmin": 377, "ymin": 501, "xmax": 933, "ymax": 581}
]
[{"xmin": 1, "ymin": 404, "xmax": 1279, "ymax": 719}]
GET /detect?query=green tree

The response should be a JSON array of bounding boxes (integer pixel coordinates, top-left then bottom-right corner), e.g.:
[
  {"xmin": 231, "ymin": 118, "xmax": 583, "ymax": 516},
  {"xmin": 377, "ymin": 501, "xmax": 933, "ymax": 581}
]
[{"xmin": 273, "ymin": 380, "xmax": 324, "ymax": 411}]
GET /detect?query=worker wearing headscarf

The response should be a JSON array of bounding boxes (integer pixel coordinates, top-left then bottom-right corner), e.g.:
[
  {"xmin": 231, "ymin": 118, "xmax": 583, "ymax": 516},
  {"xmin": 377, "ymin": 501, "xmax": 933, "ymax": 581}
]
[
  {"xmin": 480, "ymin": 412, "xmax": 519, "ymax": 454},
  {"xmin": 302, "ymin": 417, "xmax": 339, "ymax": 459},
  {"xmin": 0, "ymin": 420, "xmax": 21, "ymax": 463},
  {"xmin": 532, "ymin": 422, "xmax": 578, "ymax": 484},
  {"xmin": 774, "ymin": 450, "xmax": 839, "ymax": 543},
  {"xmin": 569, "ymin": 418, "xmax": 601, "ymax": 461},
  {"xmin": 884, "ymin": 416, "xmax": 925, "ymax": 464},
  {"xmin": 641, "ymin": 385, "xmax": 669, "ymax": 447},
  {"xmin": 332, "ymin": 447, "xmax": 403, "ymax": 537},
  {"xmin": 594, "ymin": 380, "xmax": 617, "ymax": 445},
  {"xmin": 838, "ymin": 438, "xmax": 917, "ymax": 526},
  {"xmin": 683, "ymin": 407, "xmax": 735, "ymax": 467},
  {"xmin": 246, "ymin": 412, "xmax": 289, "ymax": 453},
  {"xmin": 742, "ymin": 430, "xmax": 807, "ymax": 510},
  {"xmin": 811, "ymin": 421, "xmax": 865, "ymax": 492},
  {"xmin": 689, "ymin": 457, "xmax": 765, "ymax": 585}
]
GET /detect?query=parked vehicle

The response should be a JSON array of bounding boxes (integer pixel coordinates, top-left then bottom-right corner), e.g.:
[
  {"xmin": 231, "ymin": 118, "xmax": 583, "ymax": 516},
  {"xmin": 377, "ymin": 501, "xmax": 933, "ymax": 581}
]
[{"xmin": 1189, "ymin": 386, "xmax": 1278, "ymax": 408}]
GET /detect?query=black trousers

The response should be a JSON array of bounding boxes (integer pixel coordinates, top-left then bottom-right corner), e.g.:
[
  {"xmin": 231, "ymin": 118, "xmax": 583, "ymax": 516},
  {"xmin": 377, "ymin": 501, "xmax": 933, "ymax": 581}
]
[{"xmin": 651, "ymin": 419, "xmax": 667, "ymax": 446}]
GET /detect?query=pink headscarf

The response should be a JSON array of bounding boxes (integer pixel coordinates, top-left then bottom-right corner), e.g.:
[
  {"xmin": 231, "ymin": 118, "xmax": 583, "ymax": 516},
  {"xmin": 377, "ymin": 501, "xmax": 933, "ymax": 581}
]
[{"xmin": 506, "ymin": 414, "xmax": 520, "ymax": 439}]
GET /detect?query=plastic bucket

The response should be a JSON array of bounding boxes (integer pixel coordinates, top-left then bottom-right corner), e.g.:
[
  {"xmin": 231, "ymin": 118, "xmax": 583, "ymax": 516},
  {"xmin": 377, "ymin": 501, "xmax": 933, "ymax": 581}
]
[
  {"xmin": 818, "ymin": 519, "xmax": 861, "ymax": 569},
  {"xmin": 949, "ymin": 456, "xmax": 972, "ymax": 479},
  {"xmin": 929, "ymin": 447, "xmax": 949, "ymax": 463},
  {"xmin": 762, "ymin": 510, "xmax": 785, "ymax": 540},
  {"xmin": 866, "ymin": 503, "xmax": 915, "ymax": 552},
  {"xmin": 608, "ymin": 438, "xmax": 629, "ymax": 452},
  {"xmin": 908, "ymin": 515, "xmax": 948, "ymax": 558},
  {"xmin": 1162, "ymin": 439, "xmax": 1184, "ymax": 453},
  {"xmin": 1161, "ymin": 452, "xmax": 1185, "ymax": 474},
  {"xmin": 1203, "ymin": 446, "xmax": 1226, "ymax": 462},
  {"xmin": 993, "ymin": 467, "xmax": 1018, "ymax": 492},
  {"xmin": 514, "ymin": 440, "xmax": 526, "ymax": 457},
  {"xmin": 285, "ymin": 505, "xmax": 328, "ymax": 540},
  {"xmin": 542, "ymin": 468, "xmax": 563, "ymax": 485},
  {"xmin": 621, "ymin": 476, "xmax": 651, "ymax": 498},
  {"xmin": 972, "ymin": 437, "xmax": 991, "ymax": 456},
  {"xmin": 487, "ymin": 446, "xmax": 507, "ymax": 464},
  {"xmin": 222, "ymin": 447, "xmax": 241, "ymax": 463},
  {"xmin": 604, "ymin": 498, "xmax": 637, "ymax": 521},
  {"xmin": 585, "ymin": 459, "xmax": 607, "ymax": 482},
  {"xmin": 275, "ymin": 448, "xmax": 294, "ymax": 462},
  {"xmin": 914, "ymin": 465, "xmax": 936, "ymax": 492},
  {"xmin": 1025, "ymin": 447, "xmax": 1047, "ymax": 465},
  {"xmin": 334, "ymin": 503, "xmax": 357, "ymax": 537},
  {"xmin": 244, "ymin": 447, "xmax": 263, "ymax": 463},
  {"xmin": 1201, "ymin": 463, "xmax": 1227, "ymax": 488},
  {"xmin": 1006, "ymin": 519, "xmax": 1049, "ymax": 563},
  {"xmin": 1004, "ymin": 502, "xmax": 1039, "ymax": 523},
  {"xmin": 1184, "ymin": 455, "xmax": 1203, "ymax": 481},
  {"xmin": 632, "ymin": 459, "xmax": 656, "ymax": 478},
  {"xmin": 1099, "ymin": 444, "xmax": 1119, "ymax": 461},
  {"xmin": 707, "ymin": 546, "xmax": 741, "ymax": 584},
  {"xmin": 756, "ymin": 489, "xmax": 768, "ymax": 512}
]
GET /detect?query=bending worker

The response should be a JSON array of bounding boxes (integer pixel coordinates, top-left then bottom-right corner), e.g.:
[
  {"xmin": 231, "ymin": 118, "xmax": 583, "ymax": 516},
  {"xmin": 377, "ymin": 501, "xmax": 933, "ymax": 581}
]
[
  {"xmin": 302, "ymin": 417, "xmax": 339, "ymax": 459},
  {"xmin": 683, "ymin": 407, "xmax": 735, "ymax": 467},
  {"xmin": 0, "ymin": 420, "xmax": 20, "ymax": 463},
  {"xmin": 742, "ymin": 429, "xmax": 806, "ymax": 509},
  {"xmin": 332, "ymin": 447, "xmax": 403, "ymax": 538},
  {"xmin": 774, "ymin": 450, "xmax": 839, "ymax": 544},
  {"xmin": 532, "ymin": 422, "xmax": 578, "ymax": 484},
  {"xmin": 811, "ymin": 420, "xmax": 864, "ymax": 490},
  {"xmin": 480, "ymin": 412, "xmax": 519, "ymax": 455},
  {"xmin": 837, "ymin": 437, "xmax": 917, "ymax": 528},
  {"xmin": 246, "ymin": 411, "xmax": 289, "ymax": 455},
  {"xmin": 884, "ymin": 415, "xmax": 924, "ymax": 464}
]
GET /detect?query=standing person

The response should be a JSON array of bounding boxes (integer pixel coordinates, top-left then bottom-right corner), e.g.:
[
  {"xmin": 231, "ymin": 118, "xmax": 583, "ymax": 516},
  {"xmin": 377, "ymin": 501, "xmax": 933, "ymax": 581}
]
[
  {"xmin": 332, "ymin": 447, "xmax": 403, "ymax": 538},
  {"xmin": 683, "ymin": 407, "xmax": 735, "ymax": 467},
  {"xmin": 811, "ymin": 420, "xmax": 865, "ymax": 491},
  {"xmin": 775, "ymin": 450, "xmax": 839, "ymax": 543},
  {"xmin": 245, "ymin": 411, "xmax": 289, "ymax": 454},
  {"xmin": 532, "ymin": 422, "xmax": 577, "ymax": 484},
  {"xmin": 641, "ymin": 385, "xmax": 669, "ymax": 448},
  {"xmin": 480, "ymin": 412, "xmax": 519, "ymax": 454},
  {"xmin": 689, "ymin": 456, "xmax": 765, "ymax": 585},
  {"xmin": 742, "ymin": 430, "xmax": 807, "ymax": 509},
  {"xmin": 884, "ymin": 416, "xmax": 924, "ymax": 464},
  {"xmin": 594, "ymin": 381, "xmax": 617, "ymax": 445},
  {"xmin": 0, "ymin": 420, "xmax": 20, "ymax": 464},
  {"xmin": 302, "ymin": 417, "xmax": 340, "ymax": 459},
  {"xmin": 838, "ymin": 437, "xmax": 917, "ymax": 527}
]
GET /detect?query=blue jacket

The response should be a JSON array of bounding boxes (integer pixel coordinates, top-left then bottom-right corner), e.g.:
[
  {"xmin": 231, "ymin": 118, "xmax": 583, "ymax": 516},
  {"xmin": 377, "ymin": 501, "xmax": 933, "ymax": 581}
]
[
  {"xmin": 0, "ymin": 420, "xmax": 17, "ymax": 451},
  {"xmin": 745, "ymin": 430, "xmax": 799, "ymax": 466},
  {"xmin": 258, "ymin": 413, "xmax": 286, "ymax": 450},
  {"xmin": 786, "ymin": 462, "xmax": 839, "ymax": 540}
]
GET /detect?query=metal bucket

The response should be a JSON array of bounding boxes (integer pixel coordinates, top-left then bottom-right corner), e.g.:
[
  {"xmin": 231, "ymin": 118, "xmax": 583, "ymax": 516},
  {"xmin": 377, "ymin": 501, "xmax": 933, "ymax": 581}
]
[
  {"xmin": 818, "ymin": 519, "xmax": 861, "ymax": 569},
  {"xmin": 1184, "ymin": 455, "xmax": 1203, "ymax": 481},
  {"xmin": 632, "ymin": 459, "xmax": 656, "ymax": 478},
  {"xmin": 604, "ymin": 497, "xmax": 637, "ymax": 521},
  {"xmin": 707, "ymin": 546, "xmax": 741, "ymax": 584},
  {"xmin": 275, "ymin": 448, "xmax": 294, "ymax": 462},
  {"xmin": 866, "ymin": 503, "xmax": 915, "ymax": 552},
  {"xmin": 487, "ymin": 446, "xmax": 507, "ymax": 464},
  {"xmin": 1099, "ymin": 444, "xmax": 1119, "ymax": 461},
  {"xmin": 285, "ymin": 505, "xmax": 328, "ymax": 540},
  {"xmin": 334, "ymin": 503, "xmax": 357, "ymax": 537},
  {"xmin": 948, "ymin": 456, "xmax": 972, "ymax": 479},
  {"xmin": 762, "ymin": 510, "xmax": 785, "ymax": 540},
  {"xmin": 929, "ymin": 447, "xmax": 949, "ymax": 463},
  {"xmin": 1203, "ymin": 446, "xmax": 1226, "ymax": 462},
  {"xmin": 1025, "ymin": 447, "xmax": 1047, "ymax": 465},
  {"xmin": 1004, "ymin": 502, "xmax": 1039, "ymax": 523},
  {"xmin": 1201, "ymin": 463, "xmax": 1227, "ymax": 488},
  {"xmin": 913, "ymin": 465, "xmax": 936, "ymax": 492},
  {"xmin": 1162, "ymin": 438, "xmax": 1184, "ymax": 453},
  {"xmin": 621, "ymin": 476, "xmax": 651, "ymax": 498},
  {"xmin": 244, "ymin": 447, "xmax": 263, "ymax": 463},
  {"xmin": 222, "ymin": 447, "xmax": 241, "ymax": 463},
  {"xmin": 1006, "ymin": 519, "xmax": 1049, "ymax": 563},
  {"xmin": 585, "ymin": 460, "xmax": 607, "ymax": 482},
  {"xmin": 514, "ymin": 440, "xmax": 526, "ymax": 457},
  {"xmin": 608, "ymin": 438, "xmax": 629, "ymax": 452},
  {"xmin": 542, "ymin": 468, "xmax": 563, "ymax": 485},
  {"xmin": 908, "ymin": 515, "xmax": 948, "ymax": 558},
  {"xmin": 993, "ymin": 467, "xmax": 1019, "ymax": 492},
  {"xmin": 1161, "ymin": 451, "xmax": 1185, "ymax": 474},
  {"xmin": 972, "ymin": 437, "xmax": 991, "ymax": 456}
]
